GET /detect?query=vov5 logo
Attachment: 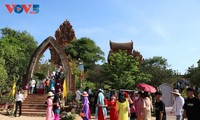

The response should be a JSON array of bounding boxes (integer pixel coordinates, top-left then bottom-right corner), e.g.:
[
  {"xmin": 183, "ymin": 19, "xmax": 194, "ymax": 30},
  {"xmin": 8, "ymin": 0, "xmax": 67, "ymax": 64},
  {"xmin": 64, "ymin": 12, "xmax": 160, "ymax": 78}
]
[{"xmin": 5, "ymin": 4, "xmax": 39, "ymax": 14}]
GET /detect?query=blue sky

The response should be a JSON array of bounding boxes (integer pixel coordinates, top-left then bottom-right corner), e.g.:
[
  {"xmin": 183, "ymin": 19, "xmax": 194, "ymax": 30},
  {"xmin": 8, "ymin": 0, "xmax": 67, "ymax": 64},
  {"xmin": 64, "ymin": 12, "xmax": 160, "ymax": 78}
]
[{"xmin": 1, "ymin": 0, "xmax": 200, "ymax": 74}]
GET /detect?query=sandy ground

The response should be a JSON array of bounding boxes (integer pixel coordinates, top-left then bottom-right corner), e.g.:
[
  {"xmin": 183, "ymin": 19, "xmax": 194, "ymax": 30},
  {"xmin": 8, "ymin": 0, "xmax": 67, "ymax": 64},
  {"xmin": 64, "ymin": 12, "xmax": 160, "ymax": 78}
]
[
  {"xmin": 0, "ymin": 114, "xmax": 175, "ymax": 120},
  {"xmin": 0, "ymin": 114, "xmax": 45, "ymax": 120},
  {"xmin": 0, "ymin": 107, "xmax": 176, "ymax": 120},
  {"xmin": 0, "ymin": 113, "xmax": 83, "ymax": 120},
  {"xmin": 0, "ymin": 114, "xmax": 83, "ymax": 120}
]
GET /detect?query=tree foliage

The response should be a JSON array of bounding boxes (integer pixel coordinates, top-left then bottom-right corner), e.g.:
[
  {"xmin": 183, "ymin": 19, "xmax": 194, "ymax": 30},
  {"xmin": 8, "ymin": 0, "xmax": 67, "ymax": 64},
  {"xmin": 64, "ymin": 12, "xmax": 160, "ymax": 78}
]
[
  {"xmin": 0, "ymin": 57, "xmax": 8, "ymax": 94},
  {"xmin": 185, "ymin": 60, "xmax": 200, "ymax": 86},
  {"xmin": 141, "ymin": 56, "xmax": 177, "ymax": 87},
  {"xmin": 102, "ymin": 50, "xmax": 151, "ymax": 90},
  {"xmin": 34, "ymin": 60, "xmax": 50, "ymax": 81},
  {"xmin": 0, "ymin": 27, "xmax": 38, "ymax": 87},
  {"xmin": 85, "ymin": 65, "xmax": 107, "ymax": 88},
  {"xmin": 65, "ymin": 37, "xmax": 105, "ymax": 71}
]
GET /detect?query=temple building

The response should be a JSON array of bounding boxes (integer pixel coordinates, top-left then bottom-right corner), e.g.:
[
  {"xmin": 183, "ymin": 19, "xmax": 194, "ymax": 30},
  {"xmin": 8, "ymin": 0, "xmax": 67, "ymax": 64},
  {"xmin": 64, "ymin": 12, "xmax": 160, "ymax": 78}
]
[
  {"xmin": 108, "ymin": 40, "xmax": 143, "ymax": 64},
  {"xmin": 109, "ymin": 40, "xmax": 133, "ymax": 55},
  {"xmin": 49, "ymin": 20, "xmax": 76, "ymax": 64}
]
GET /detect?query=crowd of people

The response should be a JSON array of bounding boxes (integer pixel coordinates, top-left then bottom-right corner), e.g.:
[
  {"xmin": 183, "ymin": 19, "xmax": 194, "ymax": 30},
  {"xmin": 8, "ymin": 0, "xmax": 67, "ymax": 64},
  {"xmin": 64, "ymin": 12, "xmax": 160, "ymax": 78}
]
[
  {"xmin": 45, "ymin": 91, "xmax": 62, "ymax": 120},
  {"xmin": 74, "ymin": 86, "xmax": 200, "ymax": 120},
  {"xmin": 26, "ymin": 65, "xmax": 64, "ymax": 120},
  {"xmin": 75, "ymin": 87, "xmax": 154, "ymax": 120},
  {"xmin": 44, "ymin": 66, "xmax": 64, "ymax": 120},
  {"xmin": 13, "ymin": 64, "xmax": 200, "ymax": 120},
  {"xmin": 25, "ymin": 65, "xmax": 64, "ymax": 95},
  {"xmin": 14, "ymin": 83, "xmax": 200, "ymax": 120}
]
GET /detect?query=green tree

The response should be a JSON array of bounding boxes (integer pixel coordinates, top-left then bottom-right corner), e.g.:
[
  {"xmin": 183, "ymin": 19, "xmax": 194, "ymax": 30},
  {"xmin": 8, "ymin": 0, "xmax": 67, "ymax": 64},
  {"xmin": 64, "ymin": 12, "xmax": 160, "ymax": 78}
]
[
  {"xmin": 102, "ymin": 50, "xmax": 151, "ymax": 90},
  {"xmin": 0, "ymin": 27, "xmax": 38, "ymax": 87},
  {"xmin": 0, "ymin": 57, "xmax": 8, "ymax": 95},
  {"xmin": 65, "ymin": 37, "xmax": 105, "ymax": 71},
  {"xmin": 141, "ymin": 56, "xmax": 177, "ymax": 87},
  {"xmin": 34, "ymin": 60, "xmax": 50, "ymax": 81},
  {"xmin": 85, "ymin": 65, "xmax": 107, "ymax": 88},
  {"xmin": 186, "ymin": 60, "xmax": 200, "ymax": 86}
]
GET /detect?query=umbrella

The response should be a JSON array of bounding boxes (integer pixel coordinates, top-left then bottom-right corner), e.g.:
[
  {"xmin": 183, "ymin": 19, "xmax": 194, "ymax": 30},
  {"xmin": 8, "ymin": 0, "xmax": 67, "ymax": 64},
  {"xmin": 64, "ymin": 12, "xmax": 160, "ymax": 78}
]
[{"xmin": 136, "ymin": 83, "xmax": 156, "ymax": 93}]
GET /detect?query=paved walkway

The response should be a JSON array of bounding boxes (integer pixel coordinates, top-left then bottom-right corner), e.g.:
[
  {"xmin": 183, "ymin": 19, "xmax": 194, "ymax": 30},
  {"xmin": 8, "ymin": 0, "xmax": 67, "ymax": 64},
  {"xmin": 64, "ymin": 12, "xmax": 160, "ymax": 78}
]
[
  {"xmin": 0, "ymin": 113, "xmax": 82, "ymax": 120},
  {"xmin": 0, "ymin": 107, "xmax": 176, "ymax": 120},
  {"xmin": 0, "ymin": 114, "xmax": 44, "ymax": 120}
]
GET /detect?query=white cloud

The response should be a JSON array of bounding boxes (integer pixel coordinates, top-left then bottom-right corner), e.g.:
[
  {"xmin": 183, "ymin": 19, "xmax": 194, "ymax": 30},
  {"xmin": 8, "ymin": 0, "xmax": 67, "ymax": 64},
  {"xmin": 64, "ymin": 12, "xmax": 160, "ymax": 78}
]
[
  {"xmin": 188, "ymin": 47, "xmax": 199, "ymax": 53},
  {"xmin": 127, "ymin": 27, "xmax": 139, "ymax": 36},
  {"xmin": 150, "ymin": 22, "xmax": 169, "ymax": 38},
  {"xmin": 76, "ymin": 27, "xmax": 106, "ymax": 36}
]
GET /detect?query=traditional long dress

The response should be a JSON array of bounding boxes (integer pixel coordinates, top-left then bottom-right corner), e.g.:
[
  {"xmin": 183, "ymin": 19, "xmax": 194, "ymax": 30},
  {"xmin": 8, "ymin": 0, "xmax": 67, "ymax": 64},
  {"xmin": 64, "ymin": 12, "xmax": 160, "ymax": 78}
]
[
  {"xmin": 108, "ymin": 99, "xmax": 117, "ymax": 120},
  {"xmin": 95, "ymin": 92, "xmax": 107, "ymax": 120},
  {"xmin": 53, "ymin": 94, "xmax": 61, "ymax": 120},
  {"xmin": 116, "ymin": 99, "xmax": 129, "ymax": 120},
  {"xmin": 46, "ymin": 98, "xmax": 54, "ymax": 120},
  {"xmin": 83, "ymin": 96, "xmax": 90, "ymax": 120},
  {"xmin": 49, "ymin": 80, "xmax": 55, "ymax": 94},
  {"xmin": 142, "ymin": 97, "xmax": 151, "ymax": 120},
  {"xmin": 55, "ymin": 79, "xmax": 60, "ymax": 93},
  {"xmin": 135, "ymin": 98, "xmax": 144, "ymax": 120}
]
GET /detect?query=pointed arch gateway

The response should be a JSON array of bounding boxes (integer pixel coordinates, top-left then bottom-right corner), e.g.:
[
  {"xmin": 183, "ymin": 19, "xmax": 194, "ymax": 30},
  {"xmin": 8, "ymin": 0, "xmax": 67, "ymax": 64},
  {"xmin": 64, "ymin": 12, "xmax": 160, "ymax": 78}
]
[{"xmin": 23, "ymin": 36, "xmax": 75, "ymax": 94}]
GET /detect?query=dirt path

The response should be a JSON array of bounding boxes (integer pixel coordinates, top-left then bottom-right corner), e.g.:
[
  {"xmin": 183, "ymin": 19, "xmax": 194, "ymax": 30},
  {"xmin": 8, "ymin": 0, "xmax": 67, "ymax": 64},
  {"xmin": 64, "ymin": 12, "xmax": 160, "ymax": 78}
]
[
  {"xmin": 0, "ymin": 107, "xmax": 175, "ymax": 120},
  {"xmin": 0, "ymin": 114, "xmax": 45, "ymax": 120},
  {"xmin": 0, "ymin": 113, "xmax": 83, "ymax": 120},
  {"xmin": 0, "ymin": 114, "xmax": 174, "ymax": 120}
]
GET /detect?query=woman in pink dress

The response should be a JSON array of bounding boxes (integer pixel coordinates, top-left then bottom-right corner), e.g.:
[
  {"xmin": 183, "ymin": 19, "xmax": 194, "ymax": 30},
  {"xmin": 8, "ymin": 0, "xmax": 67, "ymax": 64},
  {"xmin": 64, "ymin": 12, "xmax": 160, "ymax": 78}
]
[
  {"xmin": 46, "ymin": 92, "xmax": 55, "ymax": 120},
  {"xmin": 135, "ymin": 91, "xmax": 144, "ymax": 120}
]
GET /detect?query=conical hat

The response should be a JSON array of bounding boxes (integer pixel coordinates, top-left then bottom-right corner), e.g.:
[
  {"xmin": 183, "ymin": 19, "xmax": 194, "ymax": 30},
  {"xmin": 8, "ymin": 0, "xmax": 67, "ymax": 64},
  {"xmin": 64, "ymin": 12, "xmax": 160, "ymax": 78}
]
[{"xmin": 48, "ymin": 92, "xmax": 54, "ymax": 97}]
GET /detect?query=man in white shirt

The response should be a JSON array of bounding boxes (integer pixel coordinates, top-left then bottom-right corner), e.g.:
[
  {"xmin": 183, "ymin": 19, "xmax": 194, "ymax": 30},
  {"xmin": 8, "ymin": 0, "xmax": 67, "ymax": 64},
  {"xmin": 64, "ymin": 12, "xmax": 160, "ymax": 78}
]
[
  {"xmin": 170, "ymin": 89, "xmax": 184, "ymax": 120},
  {"xmin": 14, "ymin": 90, "xmax": 24, "ymax": 117},
  {"xmin": 29, "ymin": 78, "xmax": 36, "ymax": 94},
  {"xmin": 75, "ymin": 87, "xmax": 82, "ymax": 101}
]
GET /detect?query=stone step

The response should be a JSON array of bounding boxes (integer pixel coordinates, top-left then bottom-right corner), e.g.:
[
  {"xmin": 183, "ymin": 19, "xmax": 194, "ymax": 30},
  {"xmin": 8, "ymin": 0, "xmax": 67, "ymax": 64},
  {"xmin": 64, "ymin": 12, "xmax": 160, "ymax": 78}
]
[
  {"xmin": 22, "ymin": 94, "xmax": 48, "ymax": 116},
  {"xmin": 27, "ymin": 94, "xmax": 47, "ymax": 96},
  {"xmin": 22, "ymin": 106, "xmax": 46, "ymax": 109},
  {"xmin": 22, "ymin": 108, "xmax": 46, "ymax": 112},
  {"xmin": 24, "ymin": 99, "xmax": 46, "ymax": 102},
  {"xmin": 22, "ymin": 104, "xmax": 46, "ymax": 109},
  {"xmin": 26, "ymin": 95, "xmax": 45, "ymax": 98},
  {"xmin": 25, "ymin": 95, "xmax": 47, "ymax": 98},
  {"xmin": 25, "ymin": 100, "xmax": 45, "ymax": 101},
  {"xmin": 23, "ymin": 101, "xmax": 45, "ymax": 104},
  {"xmin": 25, "ymin": 97, "xmax": 46, "ymax": 99},
  {"xmin": 22, "ymin": 103, "xmax": 45, "ymax": 105},
  {"xmin": 22, "ymin": 111, "xmax": 46, "ymax": 117}
]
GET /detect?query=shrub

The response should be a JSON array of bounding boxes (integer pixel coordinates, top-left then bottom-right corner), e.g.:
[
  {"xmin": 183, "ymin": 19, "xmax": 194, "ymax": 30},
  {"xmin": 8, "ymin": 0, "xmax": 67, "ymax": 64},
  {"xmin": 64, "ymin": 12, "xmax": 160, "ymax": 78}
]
[
  {"xmin": 0, "ymin": 95, "xmax": 15, "ymax": 104},
  {"xmin": 61, "ymin": 111, "xmax": 76, "ymax": 120}
]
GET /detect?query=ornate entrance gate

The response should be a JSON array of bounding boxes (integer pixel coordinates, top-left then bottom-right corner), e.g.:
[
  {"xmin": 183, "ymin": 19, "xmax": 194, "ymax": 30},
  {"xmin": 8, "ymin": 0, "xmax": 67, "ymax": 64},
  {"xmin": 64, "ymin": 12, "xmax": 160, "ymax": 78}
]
[{"xmin": 22, "ymin": 20, "xmax": 76, "ymax": 94}]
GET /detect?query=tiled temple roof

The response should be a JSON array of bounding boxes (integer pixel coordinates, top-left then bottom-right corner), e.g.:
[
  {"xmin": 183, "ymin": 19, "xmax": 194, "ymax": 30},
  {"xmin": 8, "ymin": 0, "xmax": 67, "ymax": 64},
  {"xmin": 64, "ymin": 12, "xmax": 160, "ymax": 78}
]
[{"xmin": 109, "ymin": 40, "xmax": 133, "ymax": 54}]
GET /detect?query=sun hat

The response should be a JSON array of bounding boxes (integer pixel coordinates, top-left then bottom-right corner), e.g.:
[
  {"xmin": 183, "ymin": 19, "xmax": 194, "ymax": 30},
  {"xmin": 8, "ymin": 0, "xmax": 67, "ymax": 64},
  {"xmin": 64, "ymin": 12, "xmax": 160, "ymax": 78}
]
[
  {"xmin": 171, "ymin": 89, "xmax": 181, "ymax": 96},
  {"xmin": 82, "ymin": 91, "xmax": 88, "ymax": 97},
  {"xmin": 99, "ymin": 88, "xmax": 104, "ymax": 93},
  {"xmin": 48, "ymin": 92, "xmax": 54, "ymax": 97}
]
